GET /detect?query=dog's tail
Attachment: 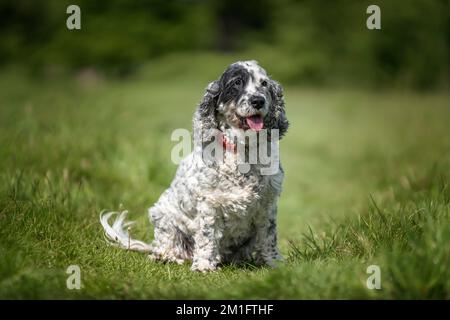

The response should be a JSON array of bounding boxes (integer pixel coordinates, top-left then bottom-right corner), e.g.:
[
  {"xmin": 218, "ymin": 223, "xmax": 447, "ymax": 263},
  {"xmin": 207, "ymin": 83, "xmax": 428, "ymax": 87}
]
[{"xmin": 99, "ymin": 210, "xmax": 152, "ymax": 252}]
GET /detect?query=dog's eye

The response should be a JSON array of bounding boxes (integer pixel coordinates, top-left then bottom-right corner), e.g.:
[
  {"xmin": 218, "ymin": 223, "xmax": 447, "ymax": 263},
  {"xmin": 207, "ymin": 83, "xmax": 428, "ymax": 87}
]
[
  {"xmin": 233, "ymin": 79, "xmax": 242, "ymax": 86},
  {"xmin": 261, "ymin": 80, "xmax": 268, "ymax": 87}
]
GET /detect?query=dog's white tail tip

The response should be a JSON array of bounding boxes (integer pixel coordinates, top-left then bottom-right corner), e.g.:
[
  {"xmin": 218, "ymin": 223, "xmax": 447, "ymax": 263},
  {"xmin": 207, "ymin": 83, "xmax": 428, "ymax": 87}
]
[{"xmin": 100, "ymin": 210, "xmax": 152, "ymax": 253}]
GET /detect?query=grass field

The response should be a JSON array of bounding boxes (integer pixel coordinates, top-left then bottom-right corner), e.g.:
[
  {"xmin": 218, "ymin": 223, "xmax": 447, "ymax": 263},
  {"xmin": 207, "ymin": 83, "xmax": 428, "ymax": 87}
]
[{"xmin": 0, "ymin": 57, "xmax": 449, "ymax": 299}]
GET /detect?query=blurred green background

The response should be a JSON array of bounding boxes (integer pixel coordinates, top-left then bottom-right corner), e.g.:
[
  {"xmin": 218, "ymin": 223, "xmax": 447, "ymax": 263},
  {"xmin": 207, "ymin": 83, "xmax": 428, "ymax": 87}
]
[
  {"xmin": 0, "ymin": 0, "xmax": 449, "ymax": 299},
  {"xmin": 1, "ymin": 0, "xmax": 449, "ymax": 89}
]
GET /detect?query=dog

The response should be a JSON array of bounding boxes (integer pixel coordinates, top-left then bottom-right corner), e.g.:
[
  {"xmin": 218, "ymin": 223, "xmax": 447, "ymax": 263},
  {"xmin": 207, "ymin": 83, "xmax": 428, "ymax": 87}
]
[{"xmin": 100, "ymin": 60, "xmax": 289, "ymax": 272}]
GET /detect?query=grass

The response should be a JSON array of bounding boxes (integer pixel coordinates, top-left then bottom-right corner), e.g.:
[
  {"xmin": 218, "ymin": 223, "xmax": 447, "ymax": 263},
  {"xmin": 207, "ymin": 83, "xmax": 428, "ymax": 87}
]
[{"xmin": 0, "ymin": 57, "xmax": 449, "ymax": 299}]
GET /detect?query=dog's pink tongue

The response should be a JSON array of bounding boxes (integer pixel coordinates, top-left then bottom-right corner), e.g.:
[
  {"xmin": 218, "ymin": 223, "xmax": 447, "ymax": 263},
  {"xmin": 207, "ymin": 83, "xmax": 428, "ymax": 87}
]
[{"xmin": 246, "ymin": 115, "xmax": 264, "ymax": 131}]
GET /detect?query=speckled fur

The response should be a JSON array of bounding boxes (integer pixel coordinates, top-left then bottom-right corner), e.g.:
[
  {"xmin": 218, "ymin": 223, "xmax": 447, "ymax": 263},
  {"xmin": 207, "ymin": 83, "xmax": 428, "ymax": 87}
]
[{"xmin": 100, "ymin": 61, "xmax": 289, "ymax": 272}]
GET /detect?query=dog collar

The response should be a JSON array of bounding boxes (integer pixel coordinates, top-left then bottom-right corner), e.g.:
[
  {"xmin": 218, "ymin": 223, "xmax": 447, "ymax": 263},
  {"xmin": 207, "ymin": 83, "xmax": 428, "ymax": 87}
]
[{"xmin": 219, "ymin": 133, "xmax": 237, "ymax": 154}]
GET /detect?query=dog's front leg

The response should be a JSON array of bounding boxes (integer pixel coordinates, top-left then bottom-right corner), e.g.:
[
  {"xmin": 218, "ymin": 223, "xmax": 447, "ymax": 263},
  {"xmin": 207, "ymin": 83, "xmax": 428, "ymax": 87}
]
[
  {"xmin": 253, "ymin": 206, "xmax": 282, "ymax": 268},
  {"xmin": 191, "ymin": 210, "xmax": 221, "ymax": 272}
]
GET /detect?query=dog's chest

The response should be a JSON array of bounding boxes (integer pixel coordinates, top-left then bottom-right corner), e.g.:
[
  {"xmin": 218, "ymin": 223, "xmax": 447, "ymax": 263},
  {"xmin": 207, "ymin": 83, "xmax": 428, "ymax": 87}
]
[
  {"xmin": 206, "ymin": 158, "xmax": 270, "ymax": 211},
  {"xmin": 212, "ymin": 158, "xmax": 276, "ymax": 220},
  {"xmin": 180, "ymin": 154, "xmax": 282, "ymax": 239}
]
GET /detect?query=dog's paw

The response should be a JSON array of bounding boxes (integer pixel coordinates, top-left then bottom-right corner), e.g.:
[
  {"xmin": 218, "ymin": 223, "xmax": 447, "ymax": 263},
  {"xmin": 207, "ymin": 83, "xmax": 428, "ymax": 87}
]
[
  {"xmin": 148, "ymin": 252, "xmax": 163, "ymax": 262},
  {"xmin": 190, "ymin": 258, "xmax": 218, "ymax": 273},
  {"xmin": 149, "ymin": 252, "xmax": 185, "ymax": 265},
  {"xmin": 254, "ymin": 253, "xmax": 283, "ymax": 268},
  {"xmin": 265, "ymin": 259, "xmax": 279, "ymax": 269}
]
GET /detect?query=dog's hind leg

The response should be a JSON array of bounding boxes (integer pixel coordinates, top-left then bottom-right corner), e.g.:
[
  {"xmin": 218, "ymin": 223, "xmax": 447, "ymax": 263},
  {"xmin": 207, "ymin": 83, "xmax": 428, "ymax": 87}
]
[
  {"xmin": 148, "ymin": 206, "xmax": 193, "ymax": 265},
  {"xmin": 147, "ymin": 226, "xmax": 193, "ymax": 265}
]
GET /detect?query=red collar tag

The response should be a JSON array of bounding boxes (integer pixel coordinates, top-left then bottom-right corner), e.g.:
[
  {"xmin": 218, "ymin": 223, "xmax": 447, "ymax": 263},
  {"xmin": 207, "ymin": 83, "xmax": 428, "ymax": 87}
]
[{"xmin": 219, "ymin": 133, "xmax": 237, "ymax": 154}]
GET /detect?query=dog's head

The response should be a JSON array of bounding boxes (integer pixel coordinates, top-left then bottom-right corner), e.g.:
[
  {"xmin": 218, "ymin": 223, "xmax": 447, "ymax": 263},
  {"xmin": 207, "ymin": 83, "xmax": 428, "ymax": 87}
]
[{"xmin": 195, "ymin": 60, "xmax": 289, "ymax": 145}]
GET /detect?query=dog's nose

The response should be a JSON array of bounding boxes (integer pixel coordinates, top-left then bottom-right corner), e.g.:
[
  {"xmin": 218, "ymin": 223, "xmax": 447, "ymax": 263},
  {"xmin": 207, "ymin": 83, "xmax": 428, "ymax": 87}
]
[{"xmin": 250, "ymin": 96, "xmax": 266, "ymax": 109}]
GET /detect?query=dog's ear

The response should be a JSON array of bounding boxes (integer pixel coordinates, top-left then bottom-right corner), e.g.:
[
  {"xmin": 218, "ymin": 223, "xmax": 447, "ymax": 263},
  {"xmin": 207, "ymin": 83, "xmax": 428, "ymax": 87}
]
[
  {"xmin": 268, "ymin": 80, "xmax": 289, "ymax": 139},
  {"xmin": 193, "ymin": 80, "xmax": 221, "ymax": 146},
  {"xmin": 199, "ymin": 80, "xmax": 220, "ymax": 115}
]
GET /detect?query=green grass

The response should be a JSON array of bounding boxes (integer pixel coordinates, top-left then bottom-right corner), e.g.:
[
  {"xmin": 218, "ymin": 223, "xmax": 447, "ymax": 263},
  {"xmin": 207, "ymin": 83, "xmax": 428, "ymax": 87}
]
[{"xmin": 0, "ymin": 59, "xmax": 449, "ymax": 299}]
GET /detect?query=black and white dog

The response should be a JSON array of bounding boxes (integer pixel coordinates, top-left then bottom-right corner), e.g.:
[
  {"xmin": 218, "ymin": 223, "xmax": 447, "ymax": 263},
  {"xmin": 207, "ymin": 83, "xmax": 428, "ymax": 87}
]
[{"xmin": 101, "ymin": 60, "xmax": 289, "ymax": 272}]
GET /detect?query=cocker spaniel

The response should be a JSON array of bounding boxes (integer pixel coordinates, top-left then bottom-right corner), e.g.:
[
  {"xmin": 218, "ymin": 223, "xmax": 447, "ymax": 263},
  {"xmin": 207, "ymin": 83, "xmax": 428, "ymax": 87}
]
[{"xmin": 100, "ymin": 60, "xmax": 289, "ymax": 272}]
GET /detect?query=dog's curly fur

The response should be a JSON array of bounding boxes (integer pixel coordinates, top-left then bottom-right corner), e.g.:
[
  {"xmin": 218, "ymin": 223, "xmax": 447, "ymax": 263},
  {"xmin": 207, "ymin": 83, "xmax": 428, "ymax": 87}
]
[{"xmin": 100, "ymin": 60, "xmax": 289, "ymax": 272}]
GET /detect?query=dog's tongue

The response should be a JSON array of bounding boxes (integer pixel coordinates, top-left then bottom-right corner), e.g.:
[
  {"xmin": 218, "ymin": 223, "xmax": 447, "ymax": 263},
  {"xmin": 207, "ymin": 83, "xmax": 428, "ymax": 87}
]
[{"xmin": 246, "ymin": 115, "xmax": 264, "ymax": 132}]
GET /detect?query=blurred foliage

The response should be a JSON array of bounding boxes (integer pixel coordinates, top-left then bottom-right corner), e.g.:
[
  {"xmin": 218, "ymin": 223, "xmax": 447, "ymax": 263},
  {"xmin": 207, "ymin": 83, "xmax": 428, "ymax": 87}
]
[{"xmin": 0, "ymin": 0, "xmax": 448, "ymax": 88}]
